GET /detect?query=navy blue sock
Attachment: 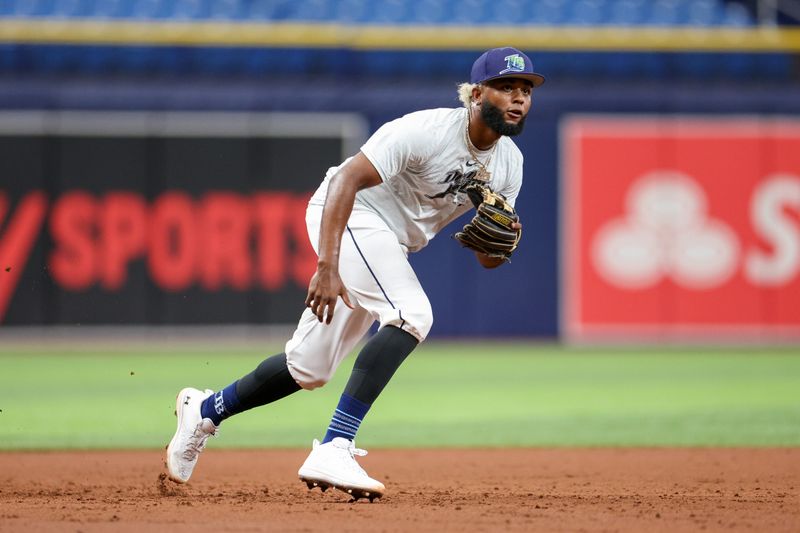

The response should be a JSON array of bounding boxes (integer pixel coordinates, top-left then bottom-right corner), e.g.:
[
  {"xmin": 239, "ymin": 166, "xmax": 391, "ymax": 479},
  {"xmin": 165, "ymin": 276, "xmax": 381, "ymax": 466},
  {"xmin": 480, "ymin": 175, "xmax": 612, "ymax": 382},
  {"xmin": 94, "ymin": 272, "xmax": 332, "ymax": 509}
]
[
  {"xmin": 200, "ymin": 382, "xmax": 242, "ymax": 426},
  {"xmin": 322, "ymin": 394, "xmax": 371, "ymax": 443}
]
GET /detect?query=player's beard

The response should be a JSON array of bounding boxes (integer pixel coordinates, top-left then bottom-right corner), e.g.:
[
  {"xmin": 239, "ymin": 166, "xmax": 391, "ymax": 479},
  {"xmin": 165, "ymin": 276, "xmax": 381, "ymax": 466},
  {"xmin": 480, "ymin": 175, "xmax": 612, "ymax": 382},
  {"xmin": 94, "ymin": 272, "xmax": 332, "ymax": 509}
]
[{"xmin": 481, "ymin": 101, "xmax": 526, "ymax": 136}]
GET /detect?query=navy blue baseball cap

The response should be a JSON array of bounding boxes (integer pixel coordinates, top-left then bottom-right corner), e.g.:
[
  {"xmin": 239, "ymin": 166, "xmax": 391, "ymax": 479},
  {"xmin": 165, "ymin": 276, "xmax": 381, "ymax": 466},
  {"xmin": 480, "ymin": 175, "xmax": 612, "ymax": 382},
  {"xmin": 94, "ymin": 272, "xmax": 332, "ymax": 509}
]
[{"xmin": 470, "ymin": 47, "xmax": 545, "ymax": 88}]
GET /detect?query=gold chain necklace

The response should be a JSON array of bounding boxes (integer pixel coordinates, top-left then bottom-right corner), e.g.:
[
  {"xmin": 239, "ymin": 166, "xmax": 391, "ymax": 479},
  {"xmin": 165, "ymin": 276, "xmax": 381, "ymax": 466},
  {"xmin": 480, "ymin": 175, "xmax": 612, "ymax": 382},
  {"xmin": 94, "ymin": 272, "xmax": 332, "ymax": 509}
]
[{"xmin": 464, "ymin": 111, "xmax": 497, "ymax": 183}]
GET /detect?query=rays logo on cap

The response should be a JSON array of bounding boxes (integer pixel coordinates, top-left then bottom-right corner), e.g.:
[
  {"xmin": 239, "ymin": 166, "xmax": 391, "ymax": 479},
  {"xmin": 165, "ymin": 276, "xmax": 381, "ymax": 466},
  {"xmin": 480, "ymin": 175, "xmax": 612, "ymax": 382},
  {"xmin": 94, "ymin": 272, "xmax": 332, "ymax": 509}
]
[
  {"xmin": 470, "ymin": 47, "xmax": 546, "ymax": 87},
  {"xmin": 500, "ymin": 54, "xmax": 525, "ymax": 75}
]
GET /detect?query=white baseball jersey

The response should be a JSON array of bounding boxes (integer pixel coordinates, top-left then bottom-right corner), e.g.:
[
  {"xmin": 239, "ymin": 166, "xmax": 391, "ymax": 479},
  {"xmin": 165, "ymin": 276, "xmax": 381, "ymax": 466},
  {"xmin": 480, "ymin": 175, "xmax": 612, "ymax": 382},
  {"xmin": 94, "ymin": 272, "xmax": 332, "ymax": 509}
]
[
  {"xmin": 309, "ymin": 107, "xmax": 524, "ymax": 253},
  {"xmin": 287, "ymin": 107, "xmax": 525, "ymax": 387}
]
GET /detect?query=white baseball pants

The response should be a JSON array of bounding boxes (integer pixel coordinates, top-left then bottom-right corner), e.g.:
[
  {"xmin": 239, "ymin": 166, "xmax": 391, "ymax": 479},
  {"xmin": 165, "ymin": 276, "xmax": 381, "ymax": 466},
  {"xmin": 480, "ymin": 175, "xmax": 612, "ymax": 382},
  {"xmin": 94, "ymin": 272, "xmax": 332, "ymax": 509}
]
[{"xmin": 285, "ymin": 204, "xmax": 433, "ymax": 390}]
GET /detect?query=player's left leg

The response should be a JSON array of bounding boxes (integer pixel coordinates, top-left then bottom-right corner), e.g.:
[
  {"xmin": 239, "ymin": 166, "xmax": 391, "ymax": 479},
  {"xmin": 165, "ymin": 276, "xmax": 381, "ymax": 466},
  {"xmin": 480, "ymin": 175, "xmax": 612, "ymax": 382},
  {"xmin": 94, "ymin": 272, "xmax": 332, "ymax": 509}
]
[
  {"xmin": 298, "ymin": 208, "xmax": 433, "ymax": 500},
  {"xmin": 297, "ymin": 325, "xmax": 418, "ymax": 501}
]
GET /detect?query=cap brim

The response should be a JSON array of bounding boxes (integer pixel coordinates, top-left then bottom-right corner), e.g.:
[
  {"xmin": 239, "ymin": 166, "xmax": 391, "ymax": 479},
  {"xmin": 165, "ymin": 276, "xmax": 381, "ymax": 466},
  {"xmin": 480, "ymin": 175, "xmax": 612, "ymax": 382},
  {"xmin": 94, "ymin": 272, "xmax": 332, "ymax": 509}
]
[{"xmin": 484, "ymin": 72, "xmax": 546, "ymax": 88}]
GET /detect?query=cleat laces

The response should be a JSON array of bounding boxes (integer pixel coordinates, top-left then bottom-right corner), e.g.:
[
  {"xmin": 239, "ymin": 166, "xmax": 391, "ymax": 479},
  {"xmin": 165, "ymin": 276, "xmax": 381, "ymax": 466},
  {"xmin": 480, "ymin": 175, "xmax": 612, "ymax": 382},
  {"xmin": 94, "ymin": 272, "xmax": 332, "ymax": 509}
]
[
  {"xmin": 182, "ymin": 423, "xmax": 217, "ymax": 461},
  {"xmin": 343, "ymin": 442, "xmax": 369, "ymax": 476}
]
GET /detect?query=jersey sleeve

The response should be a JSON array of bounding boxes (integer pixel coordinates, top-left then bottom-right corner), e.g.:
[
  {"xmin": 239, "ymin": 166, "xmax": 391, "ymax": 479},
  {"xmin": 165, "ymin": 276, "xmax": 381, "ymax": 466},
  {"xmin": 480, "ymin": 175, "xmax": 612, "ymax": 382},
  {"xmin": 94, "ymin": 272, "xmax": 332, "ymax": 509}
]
[
  {"xmin": 498, "ymin": 153, "xmax": 523, "ymax": 208},
  {"xmin": 360, "ymin": 114, "xmax": 436, "ymax": 182}
]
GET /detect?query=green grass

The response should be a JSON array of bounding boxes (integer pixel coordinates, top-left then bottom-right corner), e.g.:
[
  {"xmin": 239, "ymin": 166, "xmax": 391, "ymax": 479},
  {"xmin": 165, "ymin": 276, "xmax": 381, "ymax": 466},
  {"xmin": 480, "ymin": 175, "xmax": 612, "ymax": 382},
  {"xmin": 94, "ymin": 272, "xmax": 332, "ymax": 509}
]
[{"xmin": 1, "ymin": 343, "xmax": 799, "ymax": 449}]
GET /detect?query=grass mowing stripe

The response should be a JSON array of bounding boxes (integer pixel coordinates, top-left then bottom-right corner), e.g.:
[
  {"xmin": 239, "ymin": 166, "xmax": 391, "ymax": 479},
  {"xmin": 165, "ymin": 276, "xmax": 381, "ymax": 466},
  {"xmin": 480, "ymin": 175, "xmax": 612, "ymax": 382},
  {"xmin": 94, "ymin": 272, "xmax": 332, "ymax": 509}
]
[{"xmin": 0, "ymin": 344, "xmax": 798, "ymax": 449}]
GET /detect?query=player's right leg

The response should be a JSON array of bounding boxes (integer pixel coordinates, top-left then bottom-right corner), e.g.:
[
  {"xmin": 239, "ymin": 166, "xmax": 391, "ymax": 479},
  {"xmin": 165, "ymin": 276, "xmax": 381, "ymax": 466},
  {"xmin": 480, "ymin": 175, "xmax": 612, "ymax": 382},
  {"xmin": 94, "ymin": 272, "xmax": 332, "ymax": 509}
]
[
  {"xmin": 166, "ymin": 387, "xmax": 216, "ymax": 483},
  {"xmin": 167, "ymin": 198, "xmax": 378, "ymax": 484},
  {"xmin": 166, "ymin": 294, "xmax": 374, "ymax": 484},
  {"xmin": 165, "ymin": 351, "xmax": 303, "ymax": 483}
]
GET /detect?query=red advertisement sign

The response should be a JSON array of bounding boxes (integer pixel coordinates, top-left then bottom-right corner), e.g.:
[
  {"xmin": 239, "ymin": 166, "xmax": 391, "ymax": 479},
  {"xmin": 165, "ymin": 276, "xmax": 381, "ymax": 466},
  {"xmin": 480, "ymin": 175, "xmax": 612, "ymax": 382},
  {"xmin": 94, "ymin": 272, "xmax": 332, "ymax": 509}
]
[{"xmin": 561, "ymin": 116, "xmax": 800, "ymax": 342}]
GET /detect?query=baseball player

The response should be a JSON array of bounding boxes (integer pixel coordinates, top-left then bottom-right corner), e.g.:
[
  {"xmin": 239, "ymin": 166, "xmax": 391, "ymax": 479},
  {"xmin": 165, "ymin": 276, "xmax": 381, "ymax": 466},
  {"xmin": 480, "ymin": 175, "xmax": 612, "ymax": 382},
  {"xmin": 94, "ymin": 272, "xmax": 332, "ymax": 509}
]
[{"xmin": 166, "ymin": 46, "xmax": 543, "ymax": 501}]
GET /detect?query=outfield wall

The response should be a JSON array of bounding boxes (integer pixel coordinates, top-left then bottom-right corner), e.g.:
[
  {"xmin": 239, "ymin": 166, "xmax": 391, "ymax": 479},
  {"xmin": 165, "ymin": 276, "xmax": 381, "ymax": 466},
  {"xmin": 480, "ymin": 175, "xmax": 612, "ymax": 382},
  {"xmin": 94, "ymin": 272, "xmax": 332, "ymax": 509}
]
[{"xmin": 0, "ymin": 78, "xmax": 798, "ymax": 340}]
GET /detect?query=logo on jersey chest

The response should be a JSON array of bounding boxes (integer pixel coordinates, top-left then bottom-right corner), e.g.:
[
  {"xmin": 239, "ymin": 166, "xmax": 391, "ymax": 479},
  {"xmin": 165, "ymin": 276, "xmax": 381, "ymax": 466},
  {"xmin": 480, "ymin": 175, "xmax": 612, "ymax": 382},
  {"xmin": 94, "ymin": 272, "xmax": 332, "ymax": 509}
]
[{"xmin": 426, "ymin": 163, "xmax": 483, "ymax": 203}]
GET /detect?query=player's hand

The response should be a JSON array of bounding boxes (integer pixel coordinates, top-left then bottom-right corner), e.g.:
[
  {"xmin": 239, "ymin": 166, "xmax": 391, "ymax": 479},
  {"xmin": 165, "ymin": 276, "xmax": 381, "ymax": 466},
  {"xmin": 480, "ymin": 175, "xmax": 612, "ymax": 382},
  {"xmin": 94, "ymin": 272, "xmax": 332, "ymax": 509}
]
[{"xmin": 305, "ymin": 262, "xmax": 354, "ymax": 324}]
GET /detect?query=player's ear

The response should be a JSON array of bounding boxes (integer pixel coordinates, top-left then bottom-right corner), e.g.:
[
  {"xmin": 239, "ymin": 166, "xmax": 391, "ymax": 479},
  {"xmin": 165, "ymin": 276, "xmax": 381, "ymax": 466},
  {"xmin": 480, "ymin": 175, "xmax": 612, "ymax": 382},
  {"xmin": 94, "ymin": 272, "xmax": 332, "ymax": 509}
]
[{"xmin": 471, "ymin": 85, "xmax": 482, "ymax": 106}]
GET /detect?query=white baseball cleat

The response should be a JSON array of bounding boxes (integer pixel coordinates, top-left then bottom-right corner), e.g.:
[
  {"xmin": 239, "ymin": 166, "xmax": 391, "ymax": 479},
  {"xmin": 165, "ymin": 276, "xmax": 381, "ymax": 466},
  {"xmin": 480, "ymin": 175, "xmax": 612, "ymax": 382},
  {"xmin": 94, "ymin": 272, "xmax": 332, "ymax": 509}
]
[
  {"xmin": 166, "ymin": 387, "xmax": 217, "ymax": 484},
  {"xmin": 298, "ymin": 437, "xmax": 385, "ymax": 502}
]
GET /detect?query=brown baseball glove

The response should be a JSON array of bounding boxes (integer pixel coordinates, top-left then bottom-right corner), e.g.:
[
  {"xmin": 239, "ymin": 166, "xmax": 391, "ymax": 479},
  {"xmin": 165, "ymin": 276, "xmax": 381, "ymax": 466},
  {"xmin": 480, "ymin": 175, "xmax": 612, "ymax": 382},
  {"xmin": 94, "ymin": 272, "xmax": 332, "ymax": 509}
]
[{"xmin": 454, "ymin": 182, "xmax": 521, "ymax": 262}]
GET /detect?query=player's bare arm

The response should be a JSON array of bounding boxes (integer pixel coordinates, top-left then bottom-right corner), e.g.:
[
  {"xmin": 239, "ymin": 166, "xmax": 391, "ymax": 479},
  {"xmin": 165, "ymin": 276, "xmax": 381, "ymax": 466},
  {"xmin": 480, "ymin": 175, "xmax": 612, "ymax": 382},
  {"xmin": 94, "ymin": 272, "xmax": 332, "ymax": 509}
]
[{"xmin": 305, "ymin": 152, "xmax": 382, "ymax": 324}]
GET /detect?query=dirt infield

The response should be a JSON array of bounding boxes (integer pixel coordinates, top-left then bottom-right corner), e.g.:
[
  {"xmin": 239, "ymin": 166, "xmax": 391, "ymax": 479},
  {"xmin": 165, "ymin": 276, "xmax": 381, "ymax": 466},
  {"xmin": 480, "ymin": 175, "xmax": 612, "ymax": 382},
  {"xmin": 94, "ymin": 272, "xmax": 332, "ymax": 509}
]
[{"xmin": 0, "ymin": 449, "xmax": 797, "ymax": 532}]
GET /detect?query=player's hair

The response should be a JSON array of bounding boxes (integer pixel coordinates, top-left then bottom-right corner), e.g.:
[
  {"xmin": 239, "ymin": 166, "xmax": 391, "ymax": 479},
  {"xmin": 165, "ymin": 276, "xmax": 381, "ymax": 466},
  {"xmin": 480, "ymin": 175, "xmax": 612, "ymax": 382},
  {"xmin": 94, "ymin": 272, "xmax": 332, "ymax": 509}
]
[{"xmin": 457, "ymin": 82, "xmax": 476, "ymax": 108}]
